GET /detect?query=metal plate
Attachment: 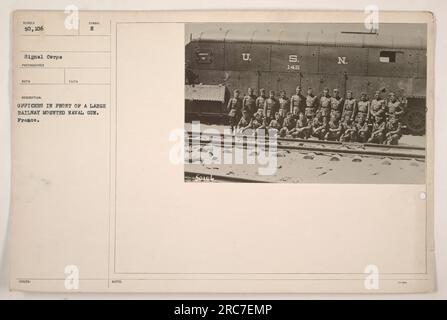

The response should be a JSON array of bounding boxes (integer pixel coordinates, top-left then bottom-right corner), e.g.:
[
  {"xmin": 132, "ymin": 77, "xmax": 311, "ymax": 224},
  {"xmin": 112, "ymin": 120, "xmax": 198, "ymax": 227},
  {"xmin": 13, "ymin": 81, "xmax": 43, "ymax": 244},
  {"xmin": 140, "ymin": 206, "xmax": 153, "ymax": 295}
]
[
  {"xmin": 224, "ymin": 42, "xmax": 271, "ymax": 71},
  {"xmin": 367, "ymin": 48, "xmax": 419, "ymax": 77},
  {"xmin": 319, "ymin": 46, "xmax": 368, "ymax": 76},
  {"xmin": 186, "ymin": 41, "xmax": 225, "ymax": 70},
  {"xmin": 270, "ymin": 44, "xmax": 319, "ymax": 73}
]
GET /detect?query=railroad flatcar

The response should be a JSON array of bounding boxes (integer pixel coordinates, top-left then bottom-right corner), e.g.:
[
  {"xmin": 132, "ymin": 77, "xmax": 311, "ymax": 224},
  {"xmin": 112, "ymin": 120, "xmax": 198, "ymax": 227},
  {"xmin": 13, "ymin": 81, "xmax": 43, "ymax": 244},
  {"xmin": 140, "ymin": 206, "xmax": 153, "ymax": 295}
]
[{"xmin": 185, "ymin": 27, "xmax": 427, "ymax": 134}]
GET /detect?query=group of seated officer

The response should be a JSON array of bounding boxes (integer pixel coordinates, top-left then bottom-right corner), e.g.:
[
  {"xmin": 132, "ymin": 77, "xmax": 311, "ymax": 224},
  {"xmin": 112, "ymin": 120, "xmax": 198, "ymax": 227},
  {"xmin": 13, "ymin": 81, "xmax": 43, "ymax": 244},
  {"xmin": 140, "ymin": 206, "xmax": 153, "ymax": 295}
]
[{"xmin": 226, "ymin": 86, "xmax": 403, "ymax": 145}]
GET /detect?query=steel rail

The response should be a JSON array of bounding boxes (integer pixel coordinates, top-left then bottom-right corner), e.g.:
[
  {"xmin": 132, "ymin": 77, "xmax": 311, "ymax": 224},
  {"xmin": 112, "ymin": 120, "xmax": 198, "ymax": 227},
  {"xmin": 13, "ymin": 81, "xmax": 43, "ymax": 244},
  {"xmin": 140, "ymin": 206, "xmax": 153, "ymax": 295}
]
[
  {"xmin": 186, "ymin": 131, "xmax": 426, "ymax": 151},
  {"xmin": 186, "ymin": 137, "xmax": 426, "ymax": 160}
]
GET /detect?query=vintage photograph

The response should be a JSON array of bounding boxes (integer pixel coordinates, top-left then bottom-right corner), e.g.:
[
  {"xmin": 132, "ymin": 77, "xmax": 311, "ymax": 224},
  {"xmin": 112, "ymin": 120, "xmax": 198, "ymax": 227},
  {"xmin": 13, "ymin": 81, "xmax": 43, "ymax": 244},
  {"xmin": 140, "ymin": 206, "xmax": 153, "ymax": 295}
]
[
  {"xmin": 7, "ymin": 9, "xmax": 437, "ymax": 296},
  {"xmin": 184, "ymin": 23, "xmax": 427, "ymax": 183}
]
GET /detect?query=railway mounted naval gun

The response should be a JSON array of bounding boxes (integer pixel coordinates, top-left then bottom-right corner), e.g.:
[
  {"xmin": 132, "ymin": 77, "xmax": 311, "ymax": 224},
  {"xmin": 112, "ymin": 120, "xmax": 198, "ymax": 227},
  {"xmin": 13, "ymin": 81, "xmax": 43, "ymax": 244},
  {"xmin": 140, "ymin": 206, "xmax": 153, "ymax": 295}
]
[{"xmin": 185, "ymin": 25, "xmax": 427, "ymax": 135}]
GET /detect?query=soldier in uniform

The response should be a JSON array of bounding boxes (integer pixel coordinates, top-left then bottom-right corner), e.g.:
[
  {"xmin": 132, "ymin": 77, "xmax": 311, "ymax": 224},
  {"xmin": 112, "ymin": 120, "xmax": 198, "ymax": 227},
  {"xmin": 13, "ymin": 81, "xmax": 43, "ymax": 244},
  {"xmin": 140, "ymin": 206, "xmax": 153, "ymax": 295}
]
[
  {"xmin": 340, "ymin": 118, "xmax": 357, "ymax": 142},
  {"xmin": 305, "ymin": 87, "xmax": 318, "ymax": 120},
  {"xmin": 255, "ymin": 88, "xmax": 267, "ymax": 115},
  {"xmin": 368, "ymin": 115, "xmax": 387, "ymax": 144},
  {"xmin": 242, "ymin": 87, "xmax": 257, "ymax": 116},
  {"xmin": 227, "ymin": 89, "xmax": 243, "ymax": 134},
  {"xmin": 386, "ymin": 92, "xmax": 404, "ymax": 120},
  {"xmin": 291, "ymin": 104, "xmax": 301, "ymax": 121},
  {"xmin": 237, "ymin": 109, "xmax": 252, "ymax": 133},
  {"xmin": 356, "ymin": 92, "xmax": 371, "ymax": 123},
  {"xmin": 290, "ymin": 112, "xmax": 312, "ymax": 139},
  {"xmin": 267, "ymin": 112, "xmax": 283, "ymax": 136},
  {"xmin": 384, "ymin": 114, "xmax": 402, "ymax": 145},
  {"xmin": 290, "ymin": 86, "xmax": 306, "ymax": 116},
  {"xmin": 355, "ymin": 115, "xmax": 371, "ymax": 143},
  {"xmin": 311, "ymin": 116, "xmax": 329, "ymax": 140},
  {"xmin": 318, "ymin": 87, "xmax": 332, "ymax": 119},
  {"xmin": 341, "ymin": 90, "xmax": 357, "ymax": 122},
  {"xmin": 370, "ymin": 91, "xmax": 386, "ymax": 121},
  {"xmin": 264, "ymin": 90, "xmax": 279, "ymax": 124},
  {"xmin": 279, "ymin": 112, "xmax": 297, "ymax": 138},
  {"xmin": 278, "ymin": 90, "xmax": 290, "ymax": 119},
  {"xmin": 330, "ymin": 88, "xmax": 344, "ymax": 121},
  {"xmin": 324, "ymin": 115, "xmax": 343, "ymax": 141},
  {"xmin": 253, "ymin": 108, "xmax": 265, "ymax": 122},
  {"xmin": 241, "ymin": 111, "xmax": 264, "ymax": 135}
]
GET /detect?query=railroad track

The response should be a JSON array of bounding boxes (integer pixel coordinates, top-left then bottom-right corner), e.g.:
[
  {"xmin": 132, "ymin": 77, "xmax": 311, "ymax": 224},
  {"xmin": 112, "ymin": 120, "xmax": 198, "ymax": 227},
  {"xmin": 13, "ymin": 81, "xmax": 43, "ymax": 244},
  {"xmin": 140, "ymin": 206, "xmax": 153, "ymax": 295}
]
[
  {"xmin": 185, "ymin": 131, "xmax": 426, "ymax": 160},
  {"xmin": 187, "ymin": 130, "xmax": 425, "ymax": 150}
]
